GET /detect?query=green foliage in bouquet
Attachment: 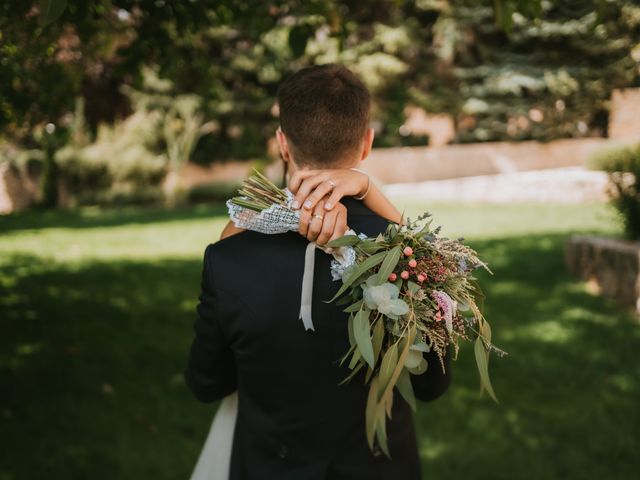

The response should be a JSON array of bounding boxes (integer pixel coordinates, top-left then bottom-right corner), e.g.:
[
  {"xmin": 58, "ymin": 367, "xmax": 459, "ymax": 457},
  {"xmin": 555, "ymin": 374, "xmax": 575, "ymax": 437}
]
[
  {"xmin": 228, "ymin": 172, "xmax": 504, "ymax": 458},
  {"xmin": 327, "ymin": 215, "xmax": 502, "ymax": 457}
]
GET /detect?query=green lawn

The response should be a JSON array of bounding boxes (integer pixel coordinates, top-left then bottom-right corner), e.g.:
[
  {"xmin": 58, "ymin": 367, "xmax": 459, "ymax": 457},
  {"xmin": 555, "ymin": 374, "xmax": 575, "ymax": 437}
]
[{"xmin": 1, "ymin": 202, "xmax": 638, "ymax": 479}]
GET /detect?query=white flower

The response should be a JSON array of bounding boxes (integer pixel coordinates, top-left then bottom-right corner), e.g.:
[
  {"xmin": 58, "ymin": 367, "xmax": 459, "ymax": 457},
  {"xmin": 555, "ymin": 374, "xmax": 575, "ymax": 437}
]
[{"xmin": 362, "ymin": 277, "xmax": 409, "ymax": 319}]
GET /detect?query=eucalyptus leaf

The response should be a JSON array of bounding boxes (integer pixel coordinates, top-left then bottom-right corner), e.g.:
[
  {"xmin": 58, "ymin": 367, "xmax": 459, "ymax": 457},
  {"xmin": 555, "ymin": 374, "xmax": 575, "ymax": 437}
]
[
  {"xmin": 339, "ymin": 362, "xmax": 364, "ymax": 385},
  {"xmin": 365, "ymin": 378, "xmax": 379, "ymax": 450},
  {"xmin": 385, "ymin": 383, "xmax": 394, "ymax": 418},
  {"xmin": 343, "ymin": 299, "xmax": 364, "ymax": 313},
  {"xmin": 375, "ymin": 403, "xmax": 391, "ymax": 458},
  {"xmin": 378, "ymin": 343, "xmax": 398, "ymax": 393},
  {"xmin": 348, "ymin": 348, "xmax": 362, "ymax": 370},
  {"xmin": 347, "ymin": 314, "xmax": 355, "ymax": 347},
  {"xmin": 387, "ymin": 224, "xmax": 398, "ymax": 239},
  {"xmin": 372, "ymin": 319, "xmax": 385, "ymax": 365},
  {"xmin": 375, "ymin": 246, "xmax": 402, "ymax": 285},
  {"xmin": 328, "ymin": 251, "xmax": 388, "ymax": 302},
  {"xmin": 354, "ymin": 309, "xmax": 375, "ymax": 369},
  {"xmin": 327, "ymin": 234, "xmax": 362, "ymax": 248},
  {"xmin": 336, "ymin": 295, "xmax": 352, "ymax": 306},
  {"xmin": 339, "ymin": 344, "xmax": 355, "ymax": 367},
  {"xmin": 396, "ymin": 368, "xmax": 417, "ymax": 411},
  {"xmin": 359, "ymin": 241, "xmax": 385, "ymax": 255},
  {"xmin": 474, "ymin": 336, "xmax": 498, "ymax": 402}
]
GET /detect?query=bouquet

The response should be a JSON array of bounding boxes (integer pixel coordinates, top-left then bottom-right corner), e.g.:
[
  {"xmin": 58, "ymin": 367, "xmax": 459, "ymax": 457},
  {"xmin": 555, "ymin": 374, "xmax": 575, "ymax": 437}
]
[{"xmin": 228, "ymin": 171, "xmax": 505, "ymax": 457}]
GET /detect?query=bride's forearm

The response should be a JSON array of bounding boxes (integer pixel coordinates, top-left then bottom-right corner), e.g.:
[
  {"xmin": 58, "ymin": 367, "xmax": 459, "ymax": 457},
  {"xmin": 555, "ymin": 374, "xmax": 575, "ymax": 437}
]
[
  {"xmin": 361, "ymin": 182, "xmax": 403, "ymax": 224},
  {"xmin": 221, "ymin": 221, "xmax": 244, "ymax": 239}
]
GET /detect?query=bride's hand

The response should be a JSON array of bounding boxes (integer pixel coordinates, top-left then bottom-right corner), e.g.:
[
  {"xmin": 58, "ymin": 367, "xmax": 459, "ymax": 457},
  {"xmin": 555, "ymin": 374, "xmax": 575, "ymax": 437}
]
[
  {"xmin": 289, "ymin": 168, "xmax": 368, "ymax": 212},
  {"xmin": 298, "ymin": 198, "xmax": 348, "ymax": 246}
]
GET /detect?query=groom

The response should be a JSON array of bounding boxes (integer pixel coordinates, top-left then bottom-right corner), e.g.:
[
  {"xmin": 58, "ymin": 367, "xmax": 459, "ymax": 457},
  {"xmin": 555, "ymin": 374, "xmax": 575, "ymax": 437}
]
[{"xmin": 185, "ymin": 64, "xmax": 451, "ymax": 479}]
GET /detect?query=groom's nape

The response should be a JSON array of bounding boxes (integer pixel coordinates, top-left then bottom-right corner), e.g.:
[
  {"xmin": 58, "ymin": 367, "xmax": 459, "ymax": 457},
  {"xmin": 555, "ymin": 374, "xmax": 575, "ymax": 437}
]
[{"xmin": 275, "ymin": 63, "xmax": 374, "ymax": 173}]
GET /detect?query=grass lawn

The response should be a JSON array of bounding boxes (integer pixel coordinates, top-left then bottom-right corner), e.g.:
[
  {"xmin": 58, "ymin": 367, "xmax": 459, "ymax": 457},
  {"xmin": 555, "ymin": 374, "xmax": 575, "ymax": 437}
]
[{"xmin": 1, "ymin": 202, "xmax": 638, "ymax": 479}]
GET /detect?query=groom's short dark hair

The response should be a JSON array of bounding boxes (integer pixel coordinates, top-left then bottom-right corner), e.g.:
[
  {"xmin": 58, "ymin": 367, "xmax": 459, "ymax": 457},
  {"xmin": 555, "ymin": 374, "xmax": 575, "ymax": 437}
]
[{"xmin": 277, "ymin": 64, "xmax": 370, "ymax": 167}]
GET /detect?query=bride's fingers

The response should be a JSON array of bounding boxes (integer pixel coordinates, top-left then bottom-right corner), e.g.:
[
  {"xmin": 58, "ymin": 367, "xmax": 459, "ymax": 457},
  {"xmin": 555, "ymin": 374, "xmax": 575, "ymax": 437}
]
[
  {"xmin": 288, "ymin": 169, "xmax": 317, "ymax": 194},
  {"xmin": 329, "ymin": 209, "xmax": 348, "ymax": 243},
  {"xmin": 292, "ymin": 175, "xmax": 327, "ymax": 209},
  {"xmin": 316, "ymin": 207, "xmax": 339, "ymax": 245},
  {"xmin": 298, "ymin": 206, "xmax": 311, "ymax": 237},
  {"xmin": 300, "ymin": 179, "xmax": 337, "ymax": 211},
  {"xmin": 323, "ymin": 186, "xmax": 347, "ymax": 211},
  {"xmin": 306, "ymin": 201, "xmax": 325, "ymax": 242}
]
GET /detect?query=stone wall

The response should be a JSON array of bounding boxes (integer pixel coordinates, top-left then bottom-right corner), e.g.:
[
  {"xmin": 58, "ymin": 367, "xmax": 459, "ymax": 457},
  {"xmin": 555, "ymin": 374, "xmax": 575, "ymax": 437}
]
[
  {"xmin": 565, "ymin": 236, "xmax": 640, "ymax": 312},
  {"xmin": 609, "ymin": 88, "xmax": 640, "ymax": 140},
  {"xmin": 364, "ymin": 137, "xmax": 618, "ymax": 184}
]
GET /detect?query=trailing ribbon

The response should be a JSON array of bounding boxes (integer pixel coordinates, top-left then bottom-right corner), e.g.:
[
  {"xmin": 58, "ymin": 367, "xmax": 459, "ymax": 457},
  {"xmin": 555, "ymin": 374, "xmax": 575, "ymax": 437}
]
[
  {"xmin": 299, "ymin": 242, "xmax": 317, "ymax": 331},
  {"xmin": 298, "ymin": 238, "xmax": 358, "ymax": 332}
]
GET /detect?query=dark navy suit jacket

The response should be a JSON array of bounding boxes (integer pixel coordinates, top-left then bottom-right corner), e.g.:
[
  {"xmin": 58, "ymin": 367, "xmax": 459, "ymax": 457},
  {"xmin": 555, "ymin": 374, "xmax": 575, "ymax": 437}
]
[{"xmin": 185, "ymin": 198, "xmax": 451, "ymax": 479}]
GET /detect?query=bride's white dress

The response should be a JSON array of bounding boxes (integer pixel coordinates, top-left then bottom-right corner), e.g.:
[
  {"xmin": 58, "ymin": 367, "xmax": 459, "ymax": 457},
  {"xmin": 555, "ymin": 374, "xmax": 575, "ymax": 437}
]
[{"xmin": 190, "ymin": 393, "xmax": 238, "ymax": 480}]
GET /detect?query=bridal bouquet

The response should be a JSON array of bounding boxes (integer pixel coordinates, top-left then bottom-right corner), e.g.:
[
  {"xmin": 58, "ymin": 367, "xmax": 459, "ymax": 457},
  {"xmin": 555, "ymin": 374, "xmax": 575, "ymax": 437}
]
[{"xmin": 228, "ymin": 172, "xmax": 504, "ymax": 457}]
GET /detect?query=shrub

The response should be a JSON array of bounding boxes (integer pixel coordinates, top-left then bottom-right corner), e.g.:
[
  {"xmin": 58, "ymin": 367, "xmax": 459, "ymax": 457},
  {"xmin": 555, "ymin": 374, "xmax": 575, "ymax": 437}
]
[
  {"xmin": 590, "ymin": 144, "xmax": 640, "ymax": 240},
  {"xmin": 186, "ymin": 182, "xmax": 241, "ymax": 204},
  {"xmin": 55, "ymin": 111, "xmax": 167, "ymax": 206}
]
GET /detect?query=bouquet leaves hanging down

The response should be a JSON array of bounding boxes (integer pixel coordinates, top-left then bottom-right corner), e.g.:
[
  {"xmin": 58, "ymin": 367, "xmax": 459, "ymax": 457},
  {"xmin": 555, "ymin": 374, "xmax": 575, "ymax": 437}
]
[
  {"xmin": 227, "ymin": 172, "xmax": 506, "ymax": 458},
  {"xmin": 327, "ymin": 216, "xmax": 505, "ymax": 457}
]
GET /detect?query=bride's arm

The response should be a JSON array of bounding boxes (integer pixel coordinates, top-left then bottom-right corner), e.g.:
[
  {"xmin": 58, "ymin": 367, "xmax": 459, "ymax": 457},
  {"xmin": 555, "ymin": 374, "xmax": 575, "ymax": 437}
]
[
  {"xmin": 289, "ymin": 168, "xmax": 402, "ymax": 224},
  {"xmin": 220, "ymin": 167, "xmax": 395, "ymax": 244},
  {"xmin": 220, "ymin": 221, "xmax": 244, "ymax": 240}
]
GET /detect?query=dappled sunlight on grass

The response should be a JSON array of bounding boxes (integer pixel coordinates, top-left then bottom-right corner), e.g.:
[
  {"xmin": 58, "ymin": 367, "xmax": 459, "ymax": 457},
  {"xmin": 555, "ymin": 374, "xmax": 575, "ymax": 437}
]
[
  {"xmin": 399, "ymin": 202, "xmax": 622, "ymax": 239},
  {"xmin": 1, "ymin": 202, "xmax": 638, "ymax": 479}
]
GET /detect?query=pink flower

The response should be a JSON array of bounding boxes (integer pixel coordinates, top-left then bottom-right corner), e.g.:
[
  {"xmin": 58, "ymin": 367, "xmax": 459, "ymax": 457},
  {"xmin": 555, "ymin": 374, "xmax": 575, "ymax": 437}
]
[
  {"xmin": 388, "ymin": 273, "xmax": 397, "ymax": 282},
  {"xmin": 403, "ymin": 246, "xmax": 413, "ymax": 256},
  {"xmin": 417, "ymin": 274, "xmax": 426, "ymax": 283},
  {"xmin": 431, "ymin": 290, "xmax": 454, "ymax": 332},
  {"xmin": 400, "ymin": 270, "xmax": 410, "ymax": 280},
  {"xmin": 408, "ymin": 259, "xmax": 417, "ymax": 268}
]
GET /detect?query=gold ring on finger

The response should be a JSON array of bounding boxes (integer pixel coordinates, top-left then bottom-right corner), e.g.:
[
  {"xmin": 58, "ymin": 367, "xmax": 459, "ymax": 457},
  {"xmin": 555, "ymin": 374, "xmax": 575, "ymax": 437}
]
[
  {"xmin": 327, "ymin": 179, "xmax": 337, "ymax": 189},
  {"xmin": 312, "ymin": 214, "xmax": 324, "ymax": 221}
]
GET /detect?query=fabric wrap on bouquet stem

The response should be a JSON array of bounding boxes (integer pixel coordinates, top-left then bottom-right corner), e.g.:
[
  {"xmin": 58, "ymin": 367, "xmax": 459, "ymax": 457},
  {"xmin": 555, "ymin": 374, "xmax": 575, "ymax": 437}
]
[{"xmin": 227, "ymin": 190, "xmax": 357, "ymax": 332}]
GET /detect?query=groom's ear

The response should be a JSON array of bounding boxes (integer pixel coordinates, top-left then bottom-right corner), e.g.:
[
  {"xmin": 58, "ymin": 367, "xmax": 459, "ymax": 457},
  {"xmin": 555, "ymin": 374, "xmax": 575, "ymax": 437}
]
[
  {"xmin": 359, "ymin": 127, "xmax": 375, "ymax": 162},
  {"xmin": 276, "ymin": 128, "xmax": 292, "ymax": 164}
]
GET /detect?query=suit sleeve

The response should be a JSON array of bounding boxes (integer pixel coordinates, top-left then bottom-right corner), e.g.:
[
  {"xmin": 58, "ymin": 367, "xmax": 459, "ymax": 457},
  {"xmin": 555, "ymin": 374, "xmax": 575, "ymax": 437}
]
[
  {"xmin": 411, "ymin": 347, "xmax": 452, "ymax": 402},
  {"xmin": 184, "ymin": 245, "xmax": 237, "ymax": 403}
]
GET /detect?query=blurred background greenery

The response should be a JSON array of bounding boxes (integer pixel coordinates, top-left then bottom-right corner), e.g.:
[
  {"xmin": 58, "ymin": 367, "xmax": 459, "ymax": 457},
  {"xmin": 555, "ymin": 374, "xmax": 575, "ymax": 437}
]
[
  {"xmin": 2, "ymin": 1, "xmax": 640, "ymax": 479},
  {"xmin": 1, "ymin": 0, "xmax": 640, "ymax": 207}
]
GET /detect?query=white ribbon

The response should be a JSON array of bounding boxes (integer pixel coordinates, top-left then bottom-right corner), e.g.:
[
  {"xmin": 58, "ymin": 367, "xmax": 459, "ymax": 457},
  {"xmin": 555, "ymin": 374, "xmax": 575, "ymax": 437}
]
[
  {"xmin": 299, "ymin": 242, "xmax": 317, "ymax": 331},
  {"xmin": 298, "ymin": 238, "xmax": 358, "ymax": 332}
]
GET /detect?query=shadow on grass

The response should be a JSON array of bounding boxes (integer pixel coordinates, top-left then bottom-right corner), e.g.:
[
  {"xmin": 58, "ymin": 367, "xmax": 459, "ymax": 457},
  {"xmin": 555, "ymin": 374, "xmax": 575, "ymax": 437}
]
[
  {"xmin": 1, "ymin": 232, "xmax": 638, "ymax": 479},
  {"xmin": 0, "ymin": 204, "xmax": 229, "ymax": 234},
  {"xmin": 0, "ymin": 254, "xmax": 215, "ymax": 479}
]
